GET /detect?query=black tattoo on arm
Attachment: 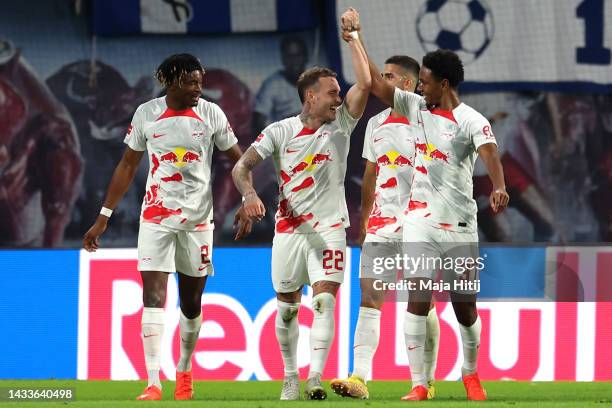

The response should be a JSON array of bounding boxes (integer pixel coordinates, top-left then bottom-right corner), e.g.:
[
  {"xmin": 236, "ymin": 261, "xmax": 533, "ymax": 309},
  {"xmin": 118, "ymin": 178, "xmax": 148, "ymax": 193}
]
[{"xmin": 231, "ymin": 146, "xmax": 264, "ymax": 197}]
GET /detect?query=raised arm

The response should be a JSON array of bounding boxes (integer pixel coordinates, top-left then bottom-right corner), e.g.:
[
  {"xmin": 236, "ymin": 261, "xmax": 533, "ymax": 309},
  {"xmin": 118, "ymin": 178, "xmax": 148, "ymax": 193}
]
[
  {"xmin": 341, "ymin": 8, "xmax": 395, "ymax": 108},
  {"xmin": 340, "ymin": 9, "xmax": 371, "ymax": 119},
  {"xmin": 231, "ymin": 146, "xmax": 266, "ymax": 219},
  {"xmin": 477, "ymin": 143, "xmax": 509, "ymax": 213},
  {"xmin": 83, "ymin": 147, "xmax": 144, "ymax": 251}
]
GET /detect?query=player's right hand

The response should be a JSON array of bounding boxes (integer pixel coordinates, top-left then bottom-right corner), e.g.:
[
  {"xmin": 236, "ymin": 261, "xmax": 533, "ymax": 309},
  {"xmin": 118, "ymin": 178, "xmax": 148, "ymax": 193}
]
[
  {"xmin": 243, "ymin": 192, "xmax": 266, "ymax": 221},
  {"xmin": 341, "ymin": 8, "xmax": 361, "ymax": 33},
  {"xmin": 83, "ymin": 217, "xmax": 108, "ymax": 252}
]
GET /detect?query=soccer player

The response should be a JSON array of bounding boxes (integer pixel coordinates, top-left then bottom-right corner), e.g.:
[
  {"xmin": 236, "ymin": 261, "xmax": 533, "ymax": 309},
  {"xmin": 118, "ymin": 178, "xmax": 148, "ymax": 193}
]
[
  {"xmin": 82, "ymin": 54, "xmax": 253, "ymax": 401},
  {"xmin": 231, "ymin": 21, "xmax": 371, "ymax": 400},
  {"xmin": 341, "ymin": 8, "xmax": 508, "ymax": 401},
  {"xmin": 329, "ymin": 55, "xmax": 440, "ymax": 400}
]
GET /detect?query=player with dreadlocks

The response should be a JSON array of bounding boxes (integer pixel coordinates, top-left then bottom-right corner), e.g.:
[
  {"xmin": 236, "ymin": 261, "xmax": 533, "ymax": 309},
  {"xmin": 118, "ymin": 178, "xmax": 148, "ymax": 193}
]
[{"xmin": 83, "ymin": 53, "xmax": 254, "ymax": 401}]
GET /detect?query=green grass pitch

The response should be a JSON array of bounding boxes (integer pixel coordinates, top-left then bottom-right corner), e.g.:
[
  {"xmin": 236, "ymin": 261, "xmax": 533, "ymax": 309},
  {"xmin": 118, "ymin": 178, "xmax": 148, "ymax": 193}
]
[{"xmin": 0, "ymin": 380, "xmax": 609, "ymax": 407}]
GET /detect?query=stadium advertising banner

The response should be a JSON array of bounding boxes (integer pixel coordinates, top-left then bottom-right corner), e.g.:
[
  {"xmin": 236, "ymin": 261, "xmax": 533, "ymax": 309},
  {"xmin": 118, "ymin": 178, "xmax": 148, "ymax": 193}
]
[
  {"xmin": 66, "ymin": 247, "xmax": 612, "ymax": 382},
  {"xmin": 0, "ymin": 247, "xmax": 610, "ymax": 381},
  {"xmin": 335, "ymin": 0, "xmax": 612, "ymax": 91}
]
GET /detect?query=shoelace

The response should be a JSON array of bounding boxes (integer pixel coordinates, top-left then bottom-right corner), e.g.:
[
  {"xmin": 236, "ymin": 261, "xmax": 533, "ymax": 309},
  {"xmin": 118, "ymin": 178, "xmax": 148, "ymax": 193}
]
[{"xmin": 177, "ymin": 376, "xmax": 191, "ymax": 394}]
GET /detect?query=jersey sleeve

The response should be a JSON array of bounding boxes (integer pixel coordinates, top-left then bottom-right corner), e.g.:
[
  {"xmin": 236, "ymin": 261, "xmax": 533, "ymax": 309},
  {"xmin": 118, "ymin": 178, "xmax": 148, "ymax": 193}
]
[
  {"xmin": 210, "ymin": 104, "xmax": 239, "ymax": 151},
  {"xmin": 393, "ymin": 88, "xmax": 423, "ymax": 120},
  {"xmin": 470, "ymin": 114, "xmax": 498, "ymax": 151},
  {"xmin": 337, "ymin": 103, "xmax": 360, "ymax": 136},
  {"xmin": 362, "ymin": 117, "xmax": 376, "ymax": 162},
  {"xmin": 251, "ymin": 122, "xmax": 280, "ymax": 160},
  {"xmin": 123, "ymin": 106, "xmax": 146, "ymax": 151}
]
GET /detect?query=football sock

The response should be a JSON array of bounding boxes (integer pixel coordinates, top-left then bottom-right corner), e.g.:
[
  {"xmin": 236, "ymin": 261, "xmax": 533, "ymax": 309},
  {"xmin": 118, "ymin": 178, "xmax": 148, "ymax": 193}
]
[
  {"xmin": 177, "ymin": 310, "xmax": 202, "ymax": 372},
  {"xmin": 309, "ymin": 293, "xmax": 336, "ymax": 378},
  {"xmin": 404, "ymin": 311, "xmax": 427, "ymax": 387},
  {"xmin": 352, "ymin": 306, "xmax": 381, "ymax": 381},
  {"xmin": 142, "ymin": 307, "xmax": 165, "ymax": 388},
  {"xmin": 459, "ymin": 316, "xmax": 482, "ymax": 376},
  {"xmin": 424, "ymin": 306, "xmax": 440, "ymax": 382},
  {"xmin": 275, "ymin": 301, "xmax": 300, "ymax": 376}
]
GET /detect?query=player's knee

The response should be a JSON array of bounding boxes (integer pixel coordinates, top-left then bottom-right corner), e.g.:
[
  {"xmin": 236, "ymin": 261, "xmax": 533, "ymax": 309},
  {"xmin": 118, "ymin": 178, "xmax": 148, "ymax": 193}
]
[
  {"xmin": 312, "ymin": 292, "xmax": 336, "ymax": 314},
  {"xmin": 277, "ymin": 301, "xmax": 300, "ymax": 323},
  {"xmin": 143, "ymin": 289, "xmax": 166, "ymax": 308}
]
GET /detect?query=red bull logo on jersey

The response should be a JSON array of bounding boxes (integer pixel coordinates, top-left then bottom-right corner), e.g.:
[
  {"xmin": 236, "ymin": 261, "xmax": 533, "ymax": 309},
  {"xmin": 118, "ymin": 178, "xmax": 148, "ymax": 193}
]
[
  {"xmin": 290, "ymin": 151, "xmax": 333, "ymax": 175},
  {"xmin": 376, "ymin": 150, "xmax": 413, "ymax": 169},
  {"xmin": 415, "ymin": 143, "xmax": 449, "ymax": 163},
  {"xmin": 160, "ymin": 147, "xmax": 201, "ymax": 168}
]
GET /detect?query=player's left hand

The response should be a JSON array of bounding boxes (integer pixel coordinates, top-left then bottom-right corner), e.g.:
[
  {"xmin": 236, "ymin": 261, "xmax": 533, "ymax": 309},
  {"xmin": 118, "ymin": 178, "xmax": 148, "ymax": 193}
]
[
  {"xmin": 490, "ymin": 187, "xmax": 509, "ymax": 213},
  {"xmin": 233, "ymin": 204, "xmax": 253, "ymax": 241}
]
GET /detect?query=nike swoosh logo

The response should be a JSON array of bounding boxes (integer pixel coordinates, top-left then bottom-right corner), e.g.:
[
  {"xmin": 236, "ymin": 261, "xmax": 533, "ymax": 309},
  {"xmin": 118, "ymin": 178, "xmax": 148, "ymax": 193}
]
[
  {"xmin": 313, "ymin": 347, "xmax": 327, "ymax": 351},
  {"xmin": 324, "ymin": 271, "xmax": 339, "ymax": 275},
  {"xmin": 143, "ymin": 334, "xmax": 158, "ymax": 338},
  {"xmin": 286, "ymin": 148, "xmax": 299, "ymax": 153},
  {"xmin": 408, "ymin": 345, "xmax": 421, "ymax": 351},
  {"xmin": 152, "ymin": 133, "xmax": 165, "ymax": 138},
  {"xmin": 353, "ymin": 344, "xmax": 365, "ymax": 349},
  {"xmin": 374, "ymin": 137, "xmax": 383, "ymax": 143}
]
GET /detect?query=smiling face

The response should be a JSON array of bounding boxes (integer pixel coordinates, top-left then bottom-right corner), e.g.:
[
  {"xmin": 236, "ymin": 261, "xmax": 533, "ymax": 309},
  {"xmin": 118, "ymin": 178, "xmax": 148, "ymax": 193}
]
[
  {"xmin": 417, "ymin": 67, "xmax": 444, "ymax": 108},
  {"xmin": 167, "ymin": 70, "xmax": 203, "ymax": 108},
  {"xmin": 305, "ymin": 76, "xmax": 342, "ymax": 123}
]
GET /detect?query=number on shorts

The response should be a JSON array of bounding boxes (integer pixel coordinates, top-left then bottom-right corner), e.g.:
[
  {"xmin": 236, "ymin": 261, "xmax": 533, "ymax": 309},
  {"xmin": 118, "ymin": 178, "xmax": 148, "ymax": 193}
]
[
  {"xmin": 200, "ymin": 245, "xmax": 210, "ymax": 265},
  {"xmin": 322, "ymin": 249, "xmax": 344, "ymax": 271}
]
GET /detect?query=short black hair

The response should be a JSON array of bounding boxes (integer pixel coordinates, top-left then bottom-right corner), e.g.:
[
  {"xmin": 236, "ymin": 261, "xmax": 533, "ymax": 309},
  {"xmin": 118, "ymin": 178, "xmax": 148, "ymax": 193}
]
[
  {"xmin": 280, "ymin": 35, "xmax": 308, "ymax": 57},
  {"xmin": 384, "ymin": 55, "xmax": 420, "ymax": 79},
  {"xmin": 422, "ymin": 49, "xmax": 464, "ymax": 88},
  {"xmin": 296, "ymin": 67, "xmax": 337, "ymax": 103},
  {"xmin": 154, "ymin": 53, "xmax": 204, "ymax": 88}
]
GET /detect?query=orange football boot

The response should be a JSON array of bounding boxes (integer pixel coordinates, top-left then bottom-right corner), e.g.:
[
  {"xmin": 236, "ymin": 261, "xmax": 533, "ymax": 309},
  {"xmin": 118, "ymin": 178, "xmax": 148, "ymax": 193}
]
[
  {"xmin": 174, "ymin": 371, "xmax": 194, "ymax": 400},
  {"xmin": 136, "ymin": 385, "xmax": 162, "ymax": 400},
  {"xmin": 463, "ymin": 372, "xmax": 487, "ymax": 401},
  {"xmin": 400, "ymin": 385, "xmax": 428, "ymax": 401}
]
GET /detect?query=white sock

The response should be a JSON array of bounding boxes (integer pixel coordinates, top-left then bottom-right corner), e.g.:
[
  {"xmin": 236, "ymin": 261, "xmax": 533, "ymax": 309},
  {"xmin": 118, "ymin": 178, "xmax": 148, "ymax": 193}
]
[
  {"xmin": 309, "ymin": 293, "xmax": 336, "ymax": 378},
  {"xmin": 352, "ymin": 307, "xmax": 381, "ymax": 381},
  {"xmin": 424, "ymin": 307, "xmax": 440, "ymax": 382},
  {"xmin": 404, "ymin": 311, "xmax": 427, "ymax": 387},
  {"xmin": 459, "ymin": 316, "xmax": 482, "ymax": 376},
  {"xmin": 177, "ymin": 310, "xmax": 202, "ymax": 372},
  {"xmin": 142, "ymin": 307, "xmax": 164, "ymax": 388},
  {"xmin": 275, "ymin": 301, "xmax": 300, "ymax": 377}
]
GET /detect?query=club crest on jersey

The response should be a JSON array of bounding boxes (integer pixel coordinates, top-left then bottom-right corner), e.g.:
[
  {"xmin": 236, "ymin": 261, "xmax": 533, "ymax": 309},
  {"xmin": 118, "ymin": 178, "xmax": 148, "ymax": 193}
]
[{"xmin": 192, "ymin": 130, "xmax": 205, "ymax": 141}]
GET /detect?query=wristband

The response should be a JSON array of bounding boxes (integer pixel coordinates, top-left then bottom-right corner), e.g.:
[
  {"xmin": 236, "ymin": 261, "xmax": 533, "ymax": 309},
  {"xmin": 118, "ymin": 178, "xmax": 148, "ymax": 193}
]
[
  {"xmin": 100, "ymin": 206, "xmax": 113, "ymax": 217},
  {"xmin": 349, "ymin": 31, "xmax": 359, "ymax": 40}
]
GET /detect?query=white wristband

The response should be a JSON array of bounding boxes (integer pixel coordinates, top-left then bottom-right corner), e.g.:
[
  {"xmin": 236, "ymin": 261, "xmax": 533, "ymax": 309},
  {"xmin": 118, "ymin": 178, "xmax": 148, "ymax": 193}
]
[
  {"xmin": 100, "ymin": 206, "xmax": 113, "ymax": 218},
  {"xmin": 349, "ymin": 31, "xmax": 359, "ymax": 40}
]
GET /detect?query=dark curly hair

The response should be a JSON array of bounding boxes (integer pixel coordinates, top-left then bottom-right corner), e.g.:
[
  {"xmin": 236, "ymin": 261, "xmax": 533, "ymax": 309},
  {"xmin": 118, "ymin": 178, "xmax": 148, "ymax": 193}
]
[
  {"xmin": 422, "ymin": 49, "xmax": 464, "ymax": 88},
  {"xmin": 154, "ymin": 53, "xmax": 204, "ymax": 88}
]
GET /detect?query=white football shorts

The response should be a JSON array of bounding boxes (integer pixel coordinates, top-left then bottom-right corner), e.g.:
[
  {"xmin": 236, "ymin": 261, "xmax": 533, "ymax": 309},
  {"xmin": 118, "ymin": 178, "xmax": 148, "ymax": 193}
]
[
  {"xmin": 272, "ymin": 228, "xmax": 346, "ymax": 293},
  {"xmin": 137, "ymin": 222, "xmax": 214, "ymax": 277}
]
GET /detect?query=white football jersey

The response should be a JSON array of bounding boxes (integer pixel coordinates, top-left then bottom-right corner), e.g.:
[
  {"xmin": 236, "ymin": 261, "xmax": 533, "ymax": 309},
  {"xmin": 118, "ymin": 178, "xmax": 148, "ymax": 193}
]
[
  {"xmin": 124, "ymin": 97, "xmax": 238, "ymax": 231},
  {"xmin": 393, "ymin": 89, "xmax": 497, "ymax": 233},
  {"xmin": 252, "ymin": 104, "xmax": 359, "ymax": 233},
  {"xmin": 362, "ymin": 108, "xmax": 418, "ymax": 239}
]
